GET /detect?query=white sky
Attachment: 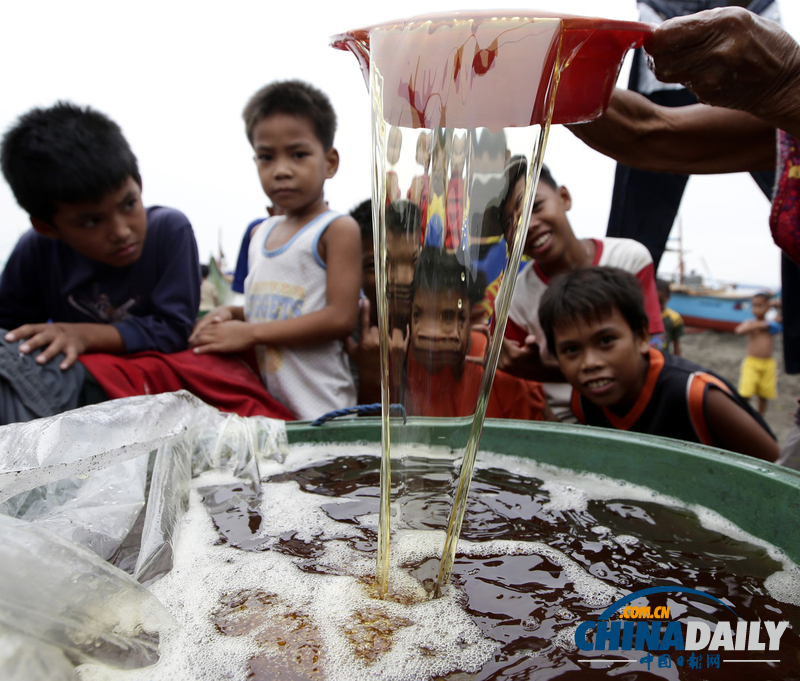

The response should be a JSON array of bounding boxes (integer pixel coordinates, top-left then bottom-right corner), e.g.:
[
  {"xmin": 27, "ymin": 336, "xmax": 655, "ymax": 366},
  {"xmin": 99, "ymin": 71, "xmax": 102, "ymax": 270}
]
[{"xmin": 1, "ymin": 0, "xmax": 797, "ymax": 290}]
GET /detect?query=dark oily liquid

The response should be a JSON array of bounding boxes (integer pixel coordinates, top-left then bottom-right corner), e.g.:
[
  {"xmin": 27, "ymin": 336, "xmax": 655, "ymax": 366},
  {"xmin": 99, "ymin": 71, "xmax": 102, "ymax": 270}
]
[{"xmin": 201, "ymin": 455, "xmax": 800, "ymax": 680}]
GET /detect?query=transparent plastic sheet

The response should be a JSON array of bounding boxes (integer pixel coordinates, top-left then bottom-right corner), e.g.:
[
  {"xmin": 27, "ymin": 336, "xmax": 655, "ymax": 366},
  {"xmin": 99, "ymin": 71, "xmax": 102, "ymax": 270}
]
[
  {"xmin": 0, "ymin": 624, "xmax": 77, "ymax": 681},
  {"xmin": 0, "ymin": 391, "xmax": 289, "ymax": 673},
  {"xmin": 0, "ymin": 515, "xmax": 177, "ymax": 669},
  {"xmin": 0, "ymin": 392, "xmax": 222, "ymax": 559},
  {"xmin": 134, "ymin": 413, "xmax": 288, "ymax": 585},
  {"xmin": 0, "ymin": 392, "xmax": 287, "ymax": 679}
]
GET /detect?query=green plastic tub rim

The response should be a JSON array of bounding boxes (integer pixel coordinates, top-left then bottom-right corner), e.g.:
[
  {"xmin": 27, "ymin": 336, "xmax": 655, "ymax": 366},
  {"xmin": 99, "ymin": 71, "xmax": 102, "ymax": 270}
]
[{"xmin": 286, "ymin": 417, "xmax": 800, "ymax": 565}]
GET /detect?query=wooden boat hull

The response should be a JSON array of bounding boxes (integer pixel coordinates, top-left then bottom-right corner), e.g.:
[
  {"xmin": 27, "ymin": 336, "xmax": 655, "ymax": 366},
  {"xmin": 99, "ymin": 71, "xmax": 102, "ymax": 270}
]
[{"xmin": 668, "ymin": 291, "xmax": 753, "ymax": 332}]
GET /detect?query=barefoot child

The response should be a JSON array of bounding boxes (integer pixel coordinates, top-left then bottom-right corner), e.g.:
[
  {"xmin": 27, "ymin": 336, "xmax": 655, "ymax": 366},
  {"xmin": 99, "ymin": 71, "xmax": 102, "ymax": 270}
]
[
  {"xmin": 735, "ymin": 292, "xmax": 781, "ymax": 415},
  {"xmin": 538, "ymin": 267, "xmax": 778, "ymax": 462},
  {"xmin": 190, "ymin": 80, "xmax": 361, "ymax": 420}
]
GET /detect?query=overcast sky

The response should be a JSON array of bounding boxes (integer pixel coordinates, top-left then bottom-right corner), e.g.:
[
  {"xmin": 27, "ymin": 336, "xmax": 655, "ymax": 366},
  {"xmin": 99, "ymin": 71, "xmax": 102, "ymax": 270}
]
[{"xmin": 1, "ymin": 0, "xmax": 796, "ymax": 289}]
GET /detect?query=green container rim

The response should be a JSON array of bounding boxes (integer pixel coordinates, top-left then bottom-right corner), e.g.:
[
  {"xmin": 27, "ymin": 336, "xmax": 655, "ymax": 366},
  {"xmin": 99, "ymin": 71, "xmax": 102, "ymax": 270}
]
[{"xmin": 286, "ymin": 417, "xmax": 800, "ymax": 565}]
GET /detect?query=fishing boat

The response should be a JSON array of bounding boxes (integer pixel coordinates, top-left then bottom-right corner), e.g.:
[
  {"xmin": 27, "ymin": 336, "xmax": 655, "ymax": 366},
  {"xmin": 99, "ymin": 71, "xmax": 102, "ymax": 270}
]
[
  {"xmin": 668, "ymin": 283, "xmax": 756, "ymax": 332},
  {"xmin": 660, "ymin": 217, "xmax": 770, "ymax": 332}
]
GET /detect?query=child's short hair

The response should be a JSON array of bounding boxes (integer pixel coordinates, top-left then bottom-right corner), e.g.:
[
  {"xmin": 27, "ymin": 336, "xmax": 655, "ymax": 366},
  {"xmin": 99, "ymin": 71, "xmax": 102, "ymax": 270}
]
[
  {"xmin": 753, "ymin": 291, "xmax": 771, "ymax": 302},
  {"xmin": 475, "ymin": 129, "xmax": 507, "ymax": 161},
  {"xmin": 499, "ymin": 157, "xmax": 558, "ymax": 224},
  {"xmin": 350, "ymin": 199, "xmax": 372, "ymax": 241},
  {"xmin": 386, "ymin": 199, "xmax": 422, "ymax": 240},
  {"xmin": 412, "ymin": 247, "xmax": 483, "ymax": 305},
  {"xmin": 1, "ymin": 102, "xmax": 141, "ymax": 224},
  {"xmin": 656, "ymin": 278, "xmax": 671, "ymax": 296},
  {"xmin": 242, "ymin": 80, "xmax": 336, "ymax": 150},
  {"xmin": 539, "ymin": 267, "xmax": 650, "ymax": 355}
]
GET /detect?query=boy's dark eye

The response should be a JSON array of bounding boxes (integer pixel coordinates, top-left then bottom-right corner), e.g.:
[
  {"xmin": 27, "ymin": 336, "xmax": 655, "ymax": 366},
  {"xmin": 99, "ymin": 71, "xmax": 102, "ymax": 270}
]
[
  {"xmin": 257, "ymin": 154, "xmax": 272, "ymax": 162},
  {"xmin": 599, "ymin": 335, "xmax": 616, "ymax": 347}
]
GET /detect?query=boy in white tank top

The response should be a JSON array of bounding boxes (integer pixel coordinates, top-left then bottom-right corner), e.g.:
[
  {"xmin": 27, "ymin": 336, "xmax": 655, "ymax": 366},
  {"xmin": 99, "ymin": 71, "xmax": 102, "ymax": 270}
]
[{"xmin": 190, "ymin": 80, "xmax": 361, "ymax": 420}]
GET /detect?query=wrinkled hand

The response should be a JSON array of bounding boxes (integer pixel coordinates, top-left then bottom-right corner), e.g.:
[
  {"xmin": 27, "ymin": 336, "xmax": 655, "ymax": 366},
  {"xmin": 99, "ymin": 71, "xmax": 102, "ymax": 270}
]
[
  {"xmin": 645, "ymin": 7, "xmax": 800, "ymax": 121},
  {"xmin": 190, "ymin": 320, "xmax": 254, "ymax": 354},
  {"xmin": 5, "ymin": 323, "xmax": 88, "ymax": 370}
]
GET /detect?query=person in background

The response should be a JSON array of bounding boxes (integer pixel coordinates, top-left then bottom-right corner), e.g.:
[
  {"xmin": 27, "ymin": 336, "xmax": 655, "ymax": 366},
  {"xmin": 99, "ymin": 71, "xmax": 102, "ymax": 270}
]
[
  {"xmin": 538, "ymin": 267, "xmax": 778, "ymax": 462},
  {"xmin": 346, "ymin": 198, "xmax": 421, "ymax": 405},
  {"xmin": 199, "ymin": 263, "xmax": 221, "ymax": 314},
  {"xmin": 0, "ymin": 102, "xmax": 200, "ymax": 423},
  {"xmin": 190, "ymin": 80, "xmax": 361, "ymax": 420},
  {"xmin": 568, "ymin": 7, "xmax": 800, "ymax": 263},
  {"xmin": 497, "ymin": 159, "xmax": 664, "ymax": 421},
  {"xmin": 231, "ymin": 203, "xmax": 284, "ymax": 295},
  {"xmin": 735, "ymin": 292, "xmax": 781, "ymax": 415},
  {"xmin": 406, "ymin": 248, "xmax": 551, "ymax": 421},
  {"xmin": 656, "ymin": 279, "xmax": 684, "ymax": 355}
]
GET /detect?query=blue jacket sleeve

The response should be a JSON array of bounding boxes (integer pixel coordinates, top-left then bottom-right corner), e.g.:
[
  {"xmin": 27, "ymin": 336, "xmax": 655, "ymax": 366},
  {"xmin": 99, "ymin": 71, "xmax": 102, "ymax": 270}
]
[
  {"xmin": 113, "ymin": 208, "xmax": 201, "ymax": 353},
  {"xmin": 231, "ymin": 218, "xmax": 263, "ymax": 294}
]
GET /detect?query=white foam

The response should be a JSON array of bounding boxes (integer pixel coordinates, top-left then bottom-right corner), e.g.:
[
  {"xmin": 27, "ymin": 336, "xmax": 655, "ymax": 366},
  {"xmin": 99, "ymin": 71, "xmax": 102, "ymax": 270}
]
[{"xmin": 76, "ymin": 442, "xmax": 800, "ymax": 680}]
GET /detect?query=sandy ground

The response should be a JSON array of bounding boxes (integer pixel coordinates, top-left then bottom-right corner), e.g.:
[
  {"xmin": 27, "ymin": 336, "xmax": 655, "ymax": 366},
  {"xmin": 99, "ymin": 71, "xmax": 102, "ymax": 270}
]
[{"xmin": 679, "ymin": 330, "xmax": 799, "ymax": 446}]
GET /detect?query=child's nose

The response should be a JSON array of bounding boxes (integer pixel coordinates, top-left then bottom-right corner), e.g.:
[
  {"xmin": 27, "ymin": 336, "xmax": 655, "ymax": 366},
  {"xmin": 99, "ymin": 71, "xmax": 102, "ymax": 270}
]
[
  {"xmin": 273, "ymin": 157, "xmax": 292, "ymax": 177},
  {"xmin": 581, "ymin": 347, "xmax": 603, "ymax": 370},
  {"xmin": 108, "ymin": 214, "xmax": 133, "ymax": 242}
]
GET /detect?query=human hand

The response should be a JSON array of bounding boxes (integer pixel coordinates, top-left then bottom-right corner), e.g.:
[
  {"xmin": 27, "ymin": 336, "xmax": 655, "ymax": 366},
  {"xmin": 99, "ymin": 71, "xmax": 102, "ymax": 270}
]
[
  {"xmin": 497, "ymin": 334, "xmax": 540, "ymax": 374},
  {"xmin": 190, "ymin": 320, "xmax": 255, "ymax": 354},
  {"xmin": 5, "ymin": 322, "xmax": 88, "ymax": 370},
  {"xmin": 346, "ymin": 300, "xmax": 382, "ymax": 402},
  {"xmin": 645, "ymin": 7, "xmax": 800, "ymax": 124},
  {"xmin": 189, "ymin": 306, "xmax": 236, "ymax": 345}
]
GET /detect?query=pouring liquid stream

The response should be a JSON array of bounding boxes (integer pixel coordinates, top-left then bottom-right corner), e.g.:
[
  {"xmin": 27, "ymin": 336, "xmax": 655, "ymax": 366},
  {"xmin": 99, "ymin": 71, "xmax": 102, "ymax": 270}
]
[{"xmin": 331, "ymin": 11, "xmax": 652, "ymax": 599}]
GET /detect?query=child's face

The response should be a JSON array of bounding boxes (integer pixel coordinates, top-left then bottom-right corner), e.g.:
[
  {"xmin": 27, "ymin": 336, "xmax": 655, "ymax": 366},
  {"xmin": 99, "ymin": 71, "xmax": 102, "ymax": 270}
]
[
  {"xmin": 553, "ymin": 307, "xmax": 650, "ymax": 410},
  {"xmin": 752, "ymin": 296, "xmax": 769, "ymax": 319},
  {"xmin": 387, "ymin": 127, "xmax": 402, "ymax": 166},
  {"xmin": 252, "ymin": 113, "xmax": 337, "ymax": 215},
  {"xmin": 411, "ymin": 288, "xmax": 470, "ymax": 374},
  {"xmin": 386, "ymin": 231, "xmax": 419, "ymax": 325},
  {"xmin": 502, "ymin": 177, "xmax": 572, "ymax": 266},
  {"xmin": 32, "ymin": 176, "xmax": 147, "ymax": 268}
]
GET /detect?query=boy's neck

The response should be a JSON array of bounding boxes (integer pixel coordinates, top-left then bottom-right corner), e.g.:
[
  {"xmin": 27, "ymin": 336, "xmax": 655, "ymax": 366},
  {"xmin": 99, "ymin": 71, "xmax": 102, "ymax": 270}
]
[
  {"xmin": 541, "ymin": 236, "xmax": 594, "ymax": 278},
  {"xmin": 279, "ymin": 195, "xmax": 329, "ymax": 229}
]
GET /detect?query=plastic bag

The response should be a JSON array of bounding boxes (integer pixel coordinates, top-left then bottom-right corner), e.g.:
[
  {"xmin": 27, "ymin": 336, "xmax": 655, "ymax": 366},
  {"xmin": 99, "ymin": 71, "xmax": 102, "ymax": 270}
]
[
  {"xmin": 0, "ymin": 392, "xmax": 222, "ymax": 559},
  {"xmin": 0, "ymin": 390, "xmax": 289, "ymax": 673},
  {"xmin": 0, "ymin": 515, "xmax": 177, "ymax": 669},
  {"xmin": 0, "ymin": 625, "xmax": 77, "ymax": 681}
]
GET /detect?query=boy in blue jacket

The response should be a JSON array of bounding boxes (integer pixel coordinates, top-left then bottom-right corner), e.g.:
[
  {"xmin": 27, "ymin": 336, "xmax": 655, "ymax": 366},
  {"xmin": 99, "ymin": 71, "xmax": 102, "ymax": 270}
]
[{"xmin": 0, "ymin": 102, "xmax": 200, "ymax": 370}]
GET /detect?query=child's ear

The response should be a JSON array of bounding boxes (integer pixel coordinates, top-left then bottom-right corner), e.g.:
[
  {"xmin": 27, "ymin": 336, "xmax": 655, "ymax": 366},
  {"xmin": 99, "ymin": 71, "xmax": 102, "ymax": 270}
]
[
  {"xmin": 558, "ymin": 186, "xmax": 572, "ymax": 211},
  {"xmin": 637, "ymin": 327, "xmax": 651, "ymax": 354},
  {"xmin": 30, "ymin": 217, "xmax": 59, "ymax": 239},
  {"xmin": 326, "ymin": 148, "xmax": 340, "ymax": 179}
]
